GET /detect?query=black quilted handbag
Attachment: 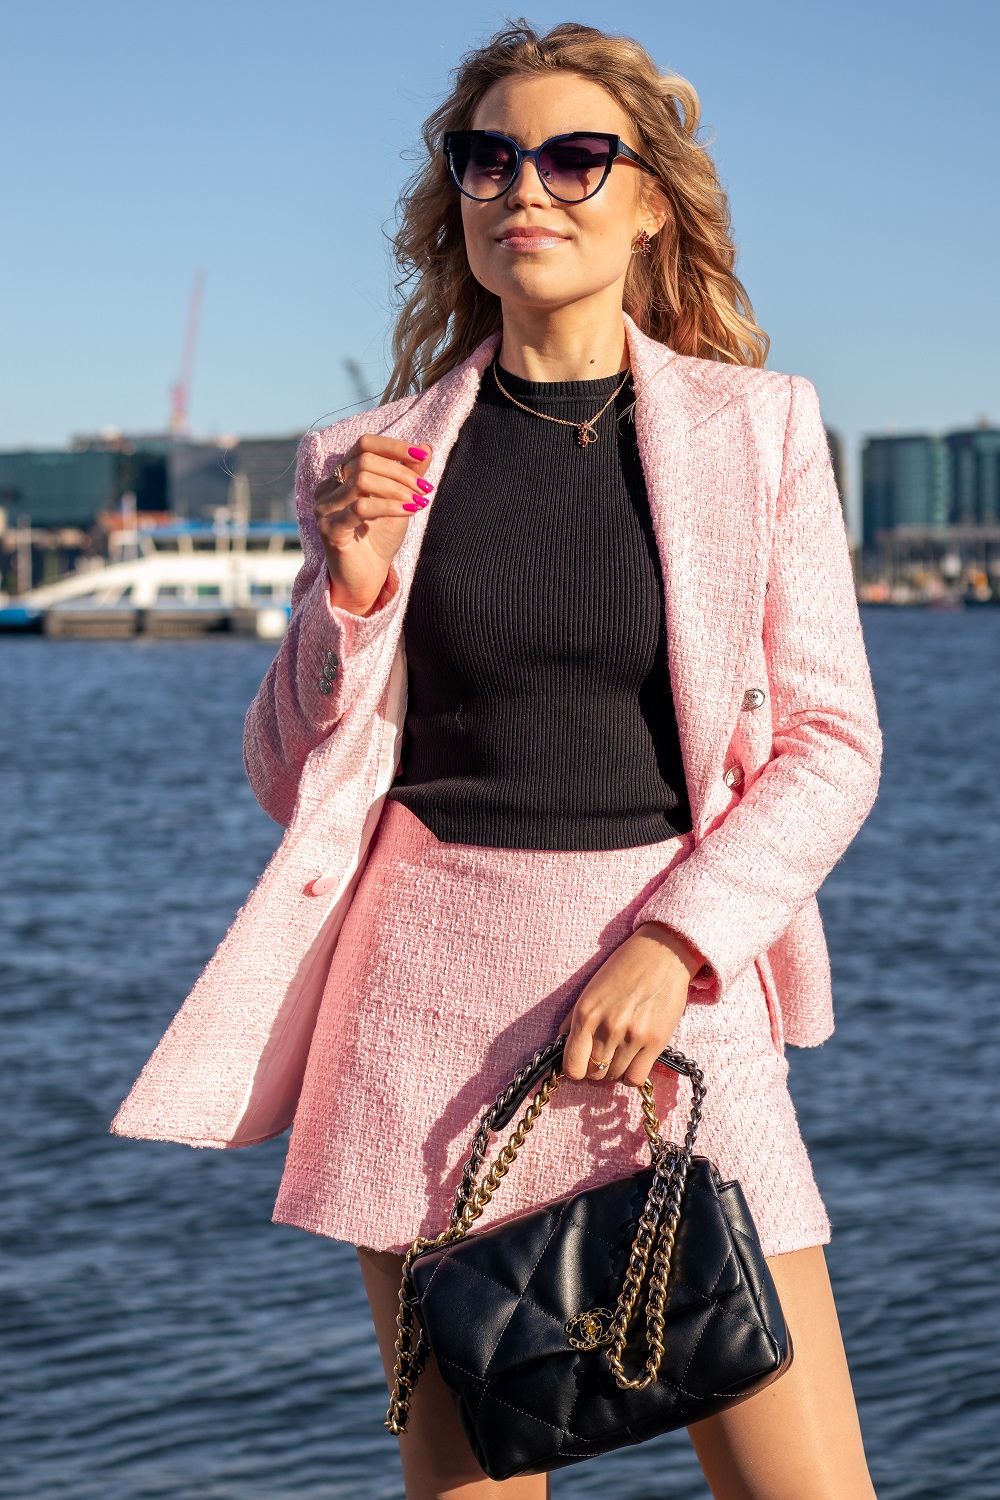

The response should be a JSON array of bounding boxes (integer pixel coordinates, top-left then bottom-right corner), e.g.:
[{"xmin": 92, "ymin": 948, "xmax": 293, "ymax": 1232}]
[{"xmin": 384, "ymin": 1035, "xmax": 793, "ymax": 1480}]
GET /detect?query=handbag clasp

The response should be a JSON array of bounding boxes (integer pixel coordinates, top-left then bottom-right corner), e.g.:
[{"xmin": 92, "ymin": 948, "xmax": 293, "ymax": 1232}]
[{"xmin": 566, "ymin": 1306, "xmax": 616, "ymax": 1351}]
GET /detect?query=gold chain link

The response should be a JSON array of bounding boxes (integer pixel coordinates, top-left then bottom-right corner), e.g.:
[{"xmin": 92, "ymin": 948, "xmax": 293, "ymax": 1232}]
[
  {"xmin": 384, "ymin": 1064, "xmax": 688, "ymax": 1433},
  {"xmin": 491, "ymin": 357, "xmax": 632, "ymax": 447}
]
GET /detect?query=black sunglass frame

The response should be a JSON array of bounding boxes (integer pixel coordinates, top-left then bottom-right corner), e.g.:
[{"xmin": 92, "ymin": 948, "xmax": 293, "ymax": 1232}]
[{"xmin": 442, "ymin": 130, "xmax": 657, "ymax": 203}]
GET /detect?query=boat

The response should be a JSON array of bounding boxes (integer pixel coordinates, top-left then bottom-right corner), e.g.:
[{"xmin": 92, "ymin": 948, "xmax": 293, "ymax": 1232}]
[{"xmin": 0, "ymin": 521, "xmax": 303, "ymax": 638}]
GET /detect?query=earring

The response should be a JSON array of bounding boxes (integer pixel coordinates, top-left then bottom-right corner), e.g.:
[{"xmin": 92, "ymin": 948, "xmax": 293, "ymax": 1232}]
[{"xmin": 631, "ymin": 227, "xmax": 652, "ymax": 256}]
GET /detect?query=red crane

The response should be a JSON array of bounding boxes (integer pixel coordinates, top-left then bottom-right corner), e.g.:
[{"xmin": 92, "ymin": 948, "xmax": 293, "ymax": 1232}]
[{"xmin": 169, "ymin": 270, "xmax": 206, "ymax": 436}]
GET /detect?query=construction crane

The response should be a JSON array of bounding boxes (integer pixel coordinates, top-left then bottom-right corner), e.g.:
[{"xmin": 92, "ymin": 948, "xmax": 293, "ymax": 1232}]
[
  {"xmin": 169, "ymin": 270, "xmax": 206, "ymax": 436},
  {"xmin": 343, "ymin": 357, "xmax": 375, "ymax": 410}
]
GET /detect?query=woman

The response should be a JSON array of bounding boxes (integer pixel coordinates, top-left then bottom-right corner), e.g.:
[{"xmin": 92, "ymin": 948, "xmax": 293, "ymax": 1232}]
[{"xmin": 113, "ymin": 20, "xmax": 882, "ymax": 1500}]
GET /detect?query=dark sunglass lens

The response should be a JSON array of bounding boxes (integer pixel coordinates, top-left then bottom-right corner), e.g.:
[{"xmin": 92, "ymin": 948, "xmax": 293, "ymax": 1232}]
[
  {"xmin": 450, "ymin": 135, "xmax": 517, "ymax": 198},
  {"xmin": 538, "ymin": 136, "xmax": 612, "ymax": 200}
]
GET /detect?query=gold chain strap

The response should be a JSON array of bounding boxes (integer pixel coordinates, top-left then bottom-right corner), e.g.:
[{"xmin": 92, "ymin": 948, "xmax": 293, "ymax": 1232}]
[{"xmin": 385, "ymin": 1064, "xmax": 692, "ymax": 1433}]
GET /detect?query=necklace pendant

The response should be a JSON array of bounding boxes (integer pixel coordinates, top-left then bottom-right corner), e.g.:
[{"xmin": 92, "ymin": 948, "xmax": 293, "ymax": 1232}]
[{"xmin": 577, "ymin": 422, "xmax": 598, "ymax": 447}]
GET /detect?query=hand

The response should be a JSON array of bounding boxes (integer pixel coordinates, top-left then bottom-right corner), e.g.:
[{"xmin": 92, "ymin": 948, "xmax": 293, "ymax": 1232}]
[
  {"xmin": 313, "ymin": 434, "xmax": 435, "ymax": 616},
  {"xmin": 557, "ymin": 924, "xmax": 705, "ymax": 1087}
]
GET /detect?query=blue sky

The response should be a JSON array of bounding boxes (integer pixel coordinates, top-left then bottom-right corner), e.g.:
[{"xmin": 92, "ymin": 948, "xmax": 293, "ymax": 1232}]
[{"xmin": 1, "ymin": 0, "xmax": 997, "ymax": 528}]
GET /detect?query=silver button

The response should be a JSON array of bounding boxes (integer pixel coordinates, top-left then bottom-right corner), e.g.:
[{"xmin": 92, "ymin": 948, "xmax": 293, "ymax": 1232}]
[
  {"xmin": 318, "ymin": 679, "xmax": 333, "ymax": 695},
  {"xmin": 741, "ymin": 687, "xmax": 765, "ymax": 711},
  {"xmin": 724, "ymin": 766, "xmax": 744, "ymax": 789}
]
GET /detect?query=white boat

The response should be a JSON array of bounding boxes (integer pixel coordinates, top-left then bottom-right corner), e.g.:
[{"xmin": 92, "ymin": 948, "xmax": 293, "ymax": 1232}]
[{"xmin": 2, "ymin": 522, "xmax": 304, "ymax": 638}]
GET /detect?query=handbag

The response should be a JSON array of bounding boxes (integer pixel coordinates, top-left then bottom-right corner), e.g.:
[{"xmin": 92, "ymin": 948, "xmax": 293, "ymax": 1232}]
[{"xmin": 384, "ymin": 1035, "xmax": 793, "ymax": 1480}]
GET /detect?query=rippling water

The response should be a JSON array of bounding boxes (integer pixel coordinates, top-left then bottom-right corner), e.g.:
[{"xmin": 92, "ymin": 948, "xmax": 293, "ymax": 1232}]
[{"xmin": 2, "ymin": 611, "xmax": 999, "ymax": 1499}]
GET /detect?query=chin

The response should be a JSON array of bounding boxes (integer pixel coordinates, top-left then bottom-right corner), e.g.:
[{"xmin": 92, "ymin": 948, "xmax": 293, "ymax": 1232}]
[{"xmin": 474, "ymin": 261, "xmax": 592, "ymax": 307}]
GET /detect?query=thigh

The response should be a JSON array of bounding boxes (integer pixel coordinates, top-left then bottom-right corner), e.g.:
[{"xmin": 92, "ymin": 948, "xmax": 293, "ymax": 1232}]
[
  {"xmin": 687, "ymin": 1246, "xmax": 877, "ymax": 1500},
  {"xmin": 356, "ymin": 1246, "xmax": 550, "ymax": 1500}
]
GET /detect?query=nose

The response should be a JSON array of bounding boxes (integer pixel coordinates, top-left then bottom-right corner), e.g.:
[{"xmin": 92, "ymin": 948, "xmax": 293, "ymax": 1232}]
[{"xmin": 504, "ymin": 152, "xmax": 552, "ymax": 208}]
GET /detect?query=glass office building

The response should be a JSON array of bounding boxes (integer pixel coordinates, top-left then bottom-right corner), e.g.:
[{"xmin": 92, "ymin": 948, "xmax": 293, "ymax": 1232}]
[
  {"xmin": 861, "ymin": 435, "xmax": 949, "ymax": 549},
  {"xmin": 945, "ymin": 427, "xmax": 1000, "ymax": 524},
  {"xmin": 0, "ymin": 449, "xmax": 121, "ymax": 528}
]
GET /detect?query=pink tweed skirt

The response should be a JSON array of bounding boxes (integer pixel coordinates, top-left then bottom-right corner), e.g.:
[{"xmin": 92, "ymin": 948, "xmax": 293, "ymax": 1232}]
[{"xmin": 273, "ymin": 801, "xmax": 830, "ymax": 1259}]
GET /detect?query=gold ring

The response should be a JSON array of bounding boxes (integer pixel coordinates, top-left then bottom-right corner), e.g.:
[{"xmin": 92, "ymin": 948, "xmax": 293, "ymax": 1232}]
[
  {"xmin": 332, "ymin": 462, "xmax": 346, "ymax": 484},
  {"xmin": 592, "ymin": 1059, "xmax": 611, "ymax": 1071}
]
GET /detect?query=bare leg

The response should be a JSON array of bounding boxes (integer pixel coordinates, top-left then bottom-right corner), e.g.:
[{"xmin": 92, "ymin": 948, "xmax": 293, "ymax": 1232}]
[
  {"xmin": 687, "ymin": 1245, "xmax": 877, "ymax": 1499},
  {"xmin": 357, "ymin": 1246, "xmax": 551, "ymax": 1500}
]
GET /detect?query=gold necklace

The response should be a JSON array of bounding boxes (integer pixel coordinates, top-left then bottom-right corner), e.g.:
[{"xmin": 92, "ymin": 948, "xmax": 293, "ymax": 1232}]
[{"xmin": 491, "ymin": 356, "xmax": 633, "ymax": 447}]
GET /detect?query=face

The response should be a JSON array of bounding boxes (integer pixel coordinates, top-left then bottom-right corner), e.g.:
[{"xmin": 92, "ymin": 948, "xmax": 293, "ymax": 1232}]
[{"xmin": 458, "ymin": 73, "xmax": 667, "ymax": 318}]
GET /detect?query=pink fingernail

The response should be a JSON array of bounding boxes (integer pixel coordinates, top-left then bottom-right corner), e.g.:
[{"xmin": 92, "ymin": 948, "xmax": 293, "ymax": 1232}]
[
  {"xmin": 402, "ymin": 501, "xmax": 420, "ymax": 512},
  {"xmin": 416, "ymin": 478, "xmax": 434, "ymax": 493},
  {"xmin": 408, "ymin": 446, "xmax": 428, "ymax": 460}
]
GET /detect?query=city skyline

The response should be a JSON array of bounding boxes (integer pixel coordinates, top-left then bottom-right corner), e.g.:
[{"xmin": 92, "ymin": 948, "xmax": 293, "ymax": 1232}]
[
  {"xmin": 2, "ymin": 0, "xmax": 997, "ymax": 545},
  {"xmin": 862, "ymin": 422, "xmax": 1000, "ymax": 546},
  {"xmin": 7, "ymin": 412, "xmax": 1000, "ymax": 548}
]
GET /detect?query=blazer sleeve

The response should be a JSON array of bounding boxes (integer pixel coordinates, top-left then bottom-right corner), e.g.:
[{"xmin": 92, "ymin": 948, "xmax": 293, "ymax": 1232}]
[
  {"xmin": 243, "ymin": 431, "xmax": 403, "ymax": 826},
  {"xmin": 634, "ymin": 375, "xmax": 883, "ymax": 993}
]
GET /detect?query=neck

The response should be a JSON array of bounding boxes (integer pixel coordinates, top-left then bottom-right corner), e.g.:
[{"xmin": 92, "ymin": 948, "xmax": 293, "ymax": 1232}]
[{"xmin": 497, "ymin": 298, "xmax": 630, "ymax": 382}]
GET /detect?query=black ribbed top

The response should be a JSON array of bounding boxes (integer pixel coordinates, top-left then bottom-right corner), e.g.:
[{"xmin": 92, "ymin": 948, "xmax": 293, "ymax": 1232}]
[{"xmin": 386, "ymin": 356, "xmax": 692, "ymax": 850}]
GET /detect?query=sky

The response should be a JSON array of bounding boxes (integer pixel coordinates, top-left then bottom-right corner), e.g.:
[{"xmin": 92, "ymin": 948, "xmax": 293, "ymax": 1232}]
[{"xmin": 1, "ymin": 0, "xmax": 998, "ymax": 531}]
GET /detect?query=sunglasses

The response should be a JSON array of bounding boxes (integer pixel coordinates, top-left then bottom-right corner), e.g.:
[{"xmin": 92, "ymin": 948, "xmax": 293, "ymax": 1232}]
[{"xmin": 443, "ymin": 130, "xmax": 656, "ymax": 204}]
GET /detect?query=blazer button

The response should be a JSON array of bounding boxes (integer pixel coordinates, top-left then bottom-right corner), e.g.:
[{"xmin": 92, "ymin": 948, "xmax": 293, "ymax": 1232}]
[
  {"xmin": 741, "ymin": 687, "xmax": 765, "ymax": 711},
  {"xmin": 326, "ymin": 650, "xmax": 339, "ymax": 667},
  {"xmin": 724, "ymin": 765, "xmax": 744, "ymax": 790},
  {"xmin": 318, "ymin": 679, "xmax": 333, "ymax": 695}
]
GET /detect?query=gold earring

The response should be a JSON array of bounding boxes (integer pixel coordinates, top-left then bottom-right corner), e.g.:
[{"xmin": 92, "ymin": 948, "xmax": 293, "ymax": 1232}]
[{"xmin": 631, "ymin": 227, "xmax": 652, "ymax": 256}]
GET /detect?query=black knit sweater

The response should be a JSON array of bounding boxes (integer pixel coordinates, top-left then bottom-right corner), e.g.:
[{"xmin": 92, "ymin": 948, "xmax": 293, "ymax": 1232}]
[{"xmin": 386, "ymin": 357, "xmax": 692, "ymax": 850}]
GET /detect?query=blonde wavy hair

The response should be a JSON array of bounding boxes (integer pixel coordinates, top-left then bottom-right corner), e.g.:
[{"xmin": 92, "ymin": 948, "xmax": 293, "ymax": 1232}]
[{"xmin": 382, "ymin": 19, "xmax": 768, "ymax": 400}]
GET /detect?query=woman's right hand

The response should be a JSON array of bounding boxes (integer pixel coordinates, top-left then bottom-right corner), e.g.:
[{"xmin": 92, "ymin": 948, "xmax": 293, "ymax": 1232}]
[{"xmin": 312, "ymin": 434, "xmax": 435, "ymax": 616}]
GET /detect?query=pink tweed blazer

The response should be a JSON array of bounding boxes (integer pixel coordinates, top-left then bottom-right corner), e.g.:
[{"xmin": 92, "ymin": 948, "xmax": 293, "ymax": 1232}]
[{"xmin": 111, "ymin": 313, "xmax": 882, "ymax": 1150}]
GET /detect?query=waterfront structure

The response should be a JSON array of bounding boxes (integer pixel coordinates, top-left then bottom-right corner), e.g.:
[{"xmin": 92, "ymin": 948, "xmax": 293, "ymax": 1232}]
[
  {"xmin": 168, "ymin": 441, "xmax": 236, "ymax": 519},
  {"xmin": 824, "ymin": 428, "xmax": 845, "ymax": 520},
  {"xmin": 859, "ymin": 422, "xmax": 1000, "ymax": 597},
  {"xmin": 0, "ymin": 432, "xmax": 302, "ymax": 529},
  {"xmin": 869, "ymin": 525, "xmax": 1000, "ymax": 600},
  {"xmin": 862, "ymin": 423, "xmax": 1000, "ymax": 542},
  {"xmin": 0, "ymin": 448, "xmax": 123, "ymax": 529},
  {"xmin": 945, "ymin": 427, "xmax": 1000, "ymax": 525},
  {"xmin": 861, "ymin": 434, "xmax": 949, "ymax": 550},
  {"xmin": 1, "ymin": 521, "xmax": 303, "ymax": 637},
  {"xmin": 0, "ymin": 431, "xmax": 303, "ymax": 593},
  {"xmin": 166, "ymin": 436, "xmax": 300, "ymax": 522},
  {"xmin": 235, "ymin": 437, "xmax": 300, "ymax": 522}
]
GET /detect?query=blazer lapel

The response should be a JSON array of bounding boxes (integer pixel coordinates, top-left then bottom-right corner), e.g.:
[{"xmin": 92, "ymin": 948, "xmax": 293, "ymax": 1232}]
[
  {"xmin": 624, "ymin": 315, "xmax": 766, "ymax": 835},
  {"xmin": 377, "ymin": 329, "xmax": 503, "ymax": 589}
]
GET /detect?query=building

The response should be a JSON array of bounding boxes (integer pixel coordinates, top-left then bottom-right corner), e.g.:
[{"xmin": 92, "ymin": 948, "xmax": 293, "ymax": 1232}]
[
  {"xmin": 0, "ymin": 430, "xmax": 305, "ymax": 594},
  {"xmin": 0, "ymin": 448, "xmax": 123, "ymax": 529},
  {"xmin": 945, "ymin": 426, "xmax": 1000, "ymax": 525},
  {"xmin": 235, "ymin": 437, "xmax": 300, "ymax": 522},
  {"xmin": 861, "ymin": 423, "xmax": 1000, "ymax": 555},
  {"xmin": 824, "ymin": 429, "xmax": 846, "ymax": 521},
  {"xmin": 167, "ymin": 442, "xmax": 237, "ymax": 520},
  {"xmin": 164, "ymin": 436, "xmax": 302, "ymax": 522},
  {"xmin": 0, "ymin": 432, "xmax": 303, "ymax": 530},
  {"xmin": 861, "ymin": 434, "xmax": 949, "ymax": 550}
]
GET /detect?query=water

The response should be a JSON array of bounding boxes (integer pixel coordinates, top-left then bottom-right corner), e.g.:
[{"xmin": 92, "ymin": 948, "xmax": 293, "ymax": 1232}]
[{"xmin": 2, "ymin": 611, "xmax": 999, "ymax": 1499}]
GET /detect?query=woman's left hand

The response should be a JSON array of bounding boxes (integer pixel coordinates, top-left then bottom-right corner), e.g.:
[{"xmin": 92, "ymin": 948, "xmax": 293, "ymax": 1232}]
[{"xmin": 558, "ymin": 924, "xmax": 705, "ymax": 1087}]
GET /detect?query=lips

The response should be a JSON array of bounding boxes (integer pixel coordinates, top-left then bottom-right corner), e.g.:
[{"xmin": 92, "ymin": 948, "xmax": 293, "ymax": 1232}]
[{"xmin": 497, "ymin": 228, "xmax": 569, "ymax": 250}]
